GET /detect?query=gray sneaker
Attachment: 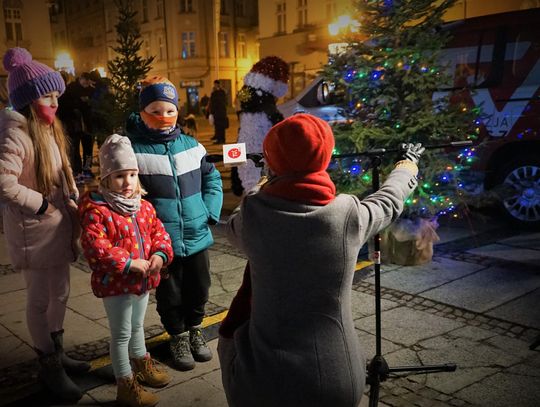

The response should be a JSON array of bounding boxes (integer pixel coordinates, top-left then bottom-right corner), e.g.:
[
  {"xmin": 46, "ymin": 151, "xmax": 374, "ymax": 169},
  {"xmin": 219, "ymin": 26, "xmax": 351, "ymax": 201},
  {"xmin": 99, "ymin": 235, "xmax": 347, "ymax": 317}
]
[
  {"xmin": 169, "ymin": 332, "xmax": 195, "ymax": 371},
  {"xmin": 189, "ymin": 327, "xmax": 212, "ymax": 362}
]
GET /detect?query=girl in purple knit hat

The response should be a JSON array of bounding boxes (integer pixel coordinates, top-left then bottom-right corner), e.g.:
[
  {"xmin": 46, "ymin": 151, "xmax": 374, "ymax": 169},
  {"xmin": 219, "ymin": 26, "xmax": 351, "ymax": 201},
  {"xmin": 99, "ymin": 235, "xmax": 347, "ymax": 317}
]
[{"xmin": 0, "ymin": 47, "xmax": 88, "ymax": 402}]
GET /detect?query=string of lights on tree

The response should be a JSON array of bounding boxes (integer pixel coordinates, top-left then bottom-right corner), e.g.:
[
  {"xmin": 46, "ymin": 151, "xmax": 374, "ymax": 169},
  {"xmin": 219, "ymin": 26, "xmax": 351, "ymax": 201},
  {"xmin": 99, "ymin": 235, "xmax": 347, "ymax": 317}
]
[{"xmin": 324, "ymin": 0, "xmax": 484, "ymax": 219}]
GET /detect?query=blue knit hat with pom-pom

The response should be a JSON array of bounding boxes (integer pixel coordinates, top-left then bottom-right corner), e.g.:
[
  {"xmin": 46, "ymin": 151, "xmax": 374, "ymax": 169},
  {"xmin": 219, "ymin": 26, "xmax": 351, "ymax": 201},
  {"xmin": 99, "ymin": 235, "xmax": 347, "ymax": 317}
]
[{"xmin": 3, "ymin": 47, "xmax": 65, "ymax": 111}]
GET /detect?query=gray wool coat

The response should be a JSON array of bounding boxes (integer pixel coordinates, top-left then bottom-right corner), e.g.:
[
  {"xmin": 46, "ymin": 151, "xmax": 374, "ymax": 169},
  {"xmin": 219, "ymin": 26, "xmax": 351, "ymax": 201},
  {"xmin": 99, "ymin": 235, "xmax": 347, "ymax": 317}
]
[{"xmin": 218, "ymin": 167, "xmax": 418, "ymax": 407}]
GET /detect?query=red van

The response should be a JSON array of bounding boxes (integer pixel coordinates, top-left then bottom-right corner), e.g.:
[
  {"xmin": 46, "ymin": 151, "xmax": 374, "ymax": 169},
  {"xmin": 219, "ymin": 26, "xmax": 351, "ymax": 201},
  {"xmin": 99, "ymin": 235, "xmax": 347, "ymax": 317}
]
[{"xmin": 437, "ymin": 8, "xmax": 540, "ymax": 227}]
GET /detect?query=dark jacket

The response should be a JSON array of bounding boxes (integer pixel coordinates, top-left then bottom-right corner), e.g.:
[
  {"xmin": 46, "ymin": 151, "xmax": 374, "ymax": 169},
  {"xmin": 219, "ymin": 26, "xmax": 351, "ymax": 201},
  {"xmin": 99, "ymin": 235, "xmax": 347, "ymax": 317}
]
[{"xmin": 209, "ymin": 88, "xmax": 228, "ymax": 128}]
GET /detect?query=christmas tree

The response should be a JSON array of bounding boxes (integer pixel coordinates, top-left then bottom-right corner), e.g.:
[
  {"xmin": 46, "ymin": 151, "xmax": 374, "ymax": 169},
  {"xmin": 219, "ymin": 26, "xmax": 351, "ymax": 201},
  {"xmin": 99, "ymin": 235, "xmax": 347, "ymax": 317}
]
[
  {"xmin": 323, "ymin": 0, "xmax": 480, "ymax": 218},
  {"xmin": 107, "ymin": 0, "xmax": 154, "ymax": 128}
]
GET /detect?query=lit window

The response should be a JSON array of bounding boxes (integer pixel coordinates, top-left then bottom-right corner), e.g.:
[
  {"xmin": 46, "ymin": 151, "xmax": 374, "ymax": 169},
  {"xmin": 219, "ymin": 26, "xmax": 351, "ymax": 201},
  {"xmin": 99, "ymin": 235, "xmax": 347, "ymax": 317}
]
[
  {"xmin": 235, "ymin": 0, "xmax": 245, "ymax": 17},
  {"xmin": 179, "ymin": 0, "xmax": 193, "ymax": 13},
  {"xmin": 276, "ymin": 2, "xmax": 286, "ymax": 34},
  {"xmin": 219, "ymin": 31, "xmax": 229, "ymax": 58},
  {"xmin": 156, "ymin": 0, "xmax": 163, "ymax": 18},
  {"xmin": 181, "ymin": 31, "xmax": 196, "ymax": 58},
  {"xmin": 297, "ymin": 0, "xmax": 308, "ymax": 28},
  {"xmin": 326, "ymin": 0, "xmax": 336, "ymax": 20},
  {"xmin": 237, "ymin": 33, "xmax": 246, "ymax": 59},
  {"xmin": 4, "ymin": 7, "xmax": 22, "ymax": 42},
  {"xmin": 142, "ymin": 0, "xmax": 148, "ymax": 22},
  {"xmin": 143, "ymin": 34, "xmax": 151, "ymax": 59},
  {"xmin": 158, "ymin": 34, "xmax": 165, "ymax": 61}
]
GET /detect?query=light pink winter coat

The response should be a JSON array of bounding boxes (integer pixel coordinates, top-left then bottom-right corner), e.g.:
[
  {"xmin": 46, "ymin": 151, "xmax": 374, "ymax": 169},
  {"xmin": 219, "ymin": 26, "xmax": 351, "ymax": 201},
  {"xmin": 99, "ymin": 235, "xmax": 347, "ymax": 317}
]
[{"xmin": 0, "ymin": 108, "xmax": 78, "ymax": 270}]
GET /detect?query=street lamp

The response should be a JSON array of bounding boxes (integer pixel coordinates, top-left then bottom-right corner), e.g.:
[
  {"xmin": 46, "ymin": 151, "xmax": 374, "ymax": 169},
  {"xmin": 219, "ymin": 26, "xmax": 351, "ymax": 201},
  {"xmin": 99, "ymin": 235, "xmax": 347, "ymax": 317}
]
[
  {"xmin": 327, "ymin": 15, "xmax": 360, "ymax": 55},
  {"xmin": 54, "ymin": 51, "xmax": 74, "ymax": 75},
  {"xmin": 328, "ymin": 14, "xmax": 360, "ymax": 36}
]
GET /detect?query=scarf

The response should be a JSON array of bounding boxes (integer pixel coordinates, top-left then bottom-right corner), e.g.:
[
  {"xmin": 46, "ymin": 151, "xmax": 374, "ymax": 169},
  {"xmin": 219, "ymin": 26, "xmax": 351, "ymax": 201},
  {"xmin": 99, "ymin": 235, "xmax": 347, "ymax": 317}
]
[
  {"xmin": 262, "ymin": 171, "xmax": 336, "ymax": 205},
  {"xmin": 98, "ymin": 186, "xmax": 141, "ymax": 216},
  {"xmin": 145, "ymin": 125, "xmax": 182, "ymax": 142}
]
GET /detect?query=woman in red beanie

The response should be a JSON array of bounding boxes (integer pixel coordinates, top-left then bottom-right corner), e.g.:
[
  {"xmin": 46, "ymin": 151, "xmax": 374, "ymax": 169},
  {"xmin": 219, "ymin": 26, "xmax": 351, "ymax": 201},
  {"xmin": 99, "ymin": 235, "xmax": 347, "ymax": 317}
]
[{"xmin": 218, "ymin": 113, "xmax": 424, "ymax": 406}]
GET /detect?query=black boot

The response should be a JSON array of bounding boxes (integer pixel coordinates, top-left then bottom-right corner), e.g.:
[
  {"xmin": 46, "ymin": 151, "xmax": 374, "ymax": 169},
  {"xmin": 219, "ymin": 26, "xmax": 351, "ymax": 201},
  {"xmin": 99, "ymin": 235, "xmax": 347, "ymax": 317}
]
[
  {"xmin": 51, "ymin": 330, "xmax": 91, "ymax": 374},
  {"xmin": 37, "ymin": 349, "xmax": 83, "ymax": 403}
]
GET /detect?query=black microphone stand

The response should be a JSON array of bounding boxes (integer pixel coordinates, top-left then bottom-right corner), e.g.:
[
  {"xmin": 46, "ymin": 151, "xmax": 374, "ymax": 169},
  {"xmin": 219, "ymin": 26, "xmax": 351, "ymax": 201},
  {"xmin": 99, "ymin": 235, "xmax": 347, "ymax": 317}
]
[{"xmin": 334, "ymin": 140, "xmax": 472, "ymax": 406}]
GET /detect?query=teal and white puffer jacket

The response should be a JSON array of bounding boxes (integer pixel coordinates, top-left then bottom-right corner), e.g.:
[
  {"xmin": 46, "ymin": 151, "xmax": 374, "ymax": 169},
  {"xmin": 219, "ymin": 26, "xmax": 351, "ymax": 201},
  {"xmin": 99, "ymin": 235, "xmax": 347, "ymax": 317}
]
[{"xmin": 125, "ymin": 113, "xmax": 223, "ymax": 257}]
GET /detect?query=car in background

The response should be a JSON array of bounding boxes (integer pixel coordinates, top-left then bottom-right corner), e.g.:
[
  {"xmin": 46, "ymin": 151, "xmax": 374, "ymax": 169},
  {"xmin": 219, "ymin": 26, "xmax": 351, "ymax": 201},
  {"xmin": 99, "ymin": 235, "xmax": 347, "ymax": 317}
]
[{"xmin": 278, "ymin": 77, "xmax": 348, "ymax": 124}]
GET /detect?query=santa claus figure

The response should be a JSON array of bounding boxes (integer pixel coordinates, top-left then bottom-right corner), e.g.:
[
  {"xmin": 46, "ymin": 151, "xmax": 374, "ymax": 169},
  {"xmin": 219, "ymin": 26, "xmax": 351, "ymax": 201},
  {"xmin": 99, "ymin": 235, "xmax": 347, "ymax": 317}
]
[{"xmin": 235, "ymin": 56, "xmax": 289, "ymax": 194}]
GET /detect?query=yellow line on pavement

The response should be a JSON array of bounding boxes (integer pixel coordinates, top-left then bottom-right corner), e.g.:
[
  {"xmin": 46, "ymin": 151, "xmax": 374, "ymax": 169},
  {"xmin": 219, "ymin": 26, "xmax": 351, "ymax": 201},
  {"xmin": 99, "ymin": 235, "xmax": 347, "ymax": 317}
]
[
  {"xmin": 356, "ymin": 260, "xmax": 373, "ymax": 271},
  {"xmin": 89, "ymin": 310, "xmax": 229, "ymax": 371}
]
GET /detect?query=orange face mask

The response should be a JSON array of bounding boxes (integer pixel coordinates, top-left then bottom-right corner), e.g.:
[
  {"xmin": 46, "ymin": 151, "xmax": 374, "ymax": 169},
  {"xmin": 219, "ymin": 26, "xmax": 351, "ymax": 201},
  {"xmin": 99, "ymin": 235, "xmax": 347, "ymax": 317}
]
[{"xmin": 140, "ymin": 110, "xmax": 178, "ymax": 130}]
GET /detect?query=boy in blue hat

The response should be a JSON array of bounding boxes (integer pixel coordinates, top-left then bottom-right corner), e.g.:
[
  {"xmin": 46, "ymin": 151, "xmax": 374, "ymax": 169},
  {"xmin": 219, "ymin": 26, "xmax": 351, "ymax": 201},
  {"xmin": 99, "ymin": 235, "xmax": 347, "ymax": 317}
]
[{"xmin": 125, "ymin": 76, "xmax": 223, "ymax": 371}]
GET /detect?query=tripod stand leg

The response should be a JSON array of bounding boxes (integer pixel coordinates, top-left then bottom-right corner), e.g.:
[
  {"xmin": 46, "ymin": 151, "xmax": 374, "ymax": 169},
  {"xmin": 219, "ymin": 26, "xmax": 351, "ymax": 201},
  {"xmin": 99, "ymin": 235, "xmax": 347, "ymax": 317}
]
[
  {"xmin": 367, "ymin": 355, "xmax": 389, "ymax": 407},
  {"xmin": 389, "ymin": 363, "xmax": 457, "ymax": 374}
]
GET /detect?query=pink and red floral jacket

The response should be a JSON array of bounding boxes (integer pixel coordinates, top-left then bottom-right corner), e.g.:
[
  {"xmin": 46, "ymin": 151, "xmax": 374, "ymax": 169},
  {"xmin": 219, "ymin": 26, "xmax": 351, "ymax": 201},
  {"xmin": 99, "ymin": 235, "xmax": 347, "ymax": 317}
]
[{"xmin": 79, "ymin": 192, "xmax": 173, "ymax": 298}]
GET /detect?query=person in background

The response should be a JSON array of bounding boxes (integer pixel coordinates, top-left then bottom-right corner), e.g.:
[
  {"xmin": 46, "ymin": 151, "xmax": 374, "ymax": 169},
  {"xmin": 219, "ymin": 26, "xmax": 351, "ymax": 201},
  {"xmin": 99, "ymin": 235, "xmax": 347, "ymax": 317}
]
[
  {"xmin": 57, "ymin": 71, "xmax": 95, "ymax": 183},
  {"xmin": 0, "ymin": 47, "xmax": 88, "ymax": 403},
  {"xmin": 218, "ymin": 113, "xmax": 424, "ymax": 407},
  {"xmin": 124, "ymin": 76, "xmax": 223, "ymax": 372},
  {"xmin": 79, "ymin": 134, "xmax": 173, "ymax": 407},
  {"xmin": 88, "ymin": 71, "xmax": 115, "ymax": 148},
  {"xmin": 208, "ymin": 80, "xmax": 228, "ymax": 144},
  {"xmin": 200, "ymin": 93, "xmax": 209, "ymax": 118}
]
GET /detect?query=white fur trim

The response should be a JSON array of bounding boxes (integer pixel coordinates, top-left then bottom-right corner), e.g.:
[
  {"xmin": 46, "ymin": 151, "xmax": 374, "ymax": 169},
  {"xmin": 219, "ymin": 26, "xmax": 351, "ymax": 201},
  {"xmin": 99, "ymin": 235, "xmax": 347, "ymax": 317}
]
[
  {"xmin": 244, "ymin": 72, "xmax": 288, "ymax": 97},
  {"xmin": 237, "ymin": 111, "xmax": 274, "ymax": 191}
]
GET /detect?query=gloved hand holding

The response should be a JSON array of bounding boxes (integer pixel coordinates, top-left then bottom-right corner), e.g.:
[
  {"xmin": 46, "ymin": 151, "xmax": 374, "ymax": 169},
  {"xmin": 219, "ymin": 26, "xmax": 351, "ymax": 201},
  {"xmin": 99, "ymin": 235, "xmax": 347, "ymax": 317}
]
[{"xmin": 400, "ymin": 143, "xmax": 425, "ymax": 165}]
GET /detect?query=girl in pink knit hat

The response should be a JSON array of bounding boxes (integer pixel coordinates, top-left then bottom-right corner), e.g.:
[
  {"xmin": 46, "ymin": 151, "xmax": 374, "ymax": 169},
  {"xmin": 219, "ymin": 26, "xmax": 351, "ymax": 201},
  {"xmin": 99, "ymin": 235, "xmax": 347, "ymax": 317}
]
[{"xmin": 0, "ymin": 47, "xmax": 87, "ymax": 402}]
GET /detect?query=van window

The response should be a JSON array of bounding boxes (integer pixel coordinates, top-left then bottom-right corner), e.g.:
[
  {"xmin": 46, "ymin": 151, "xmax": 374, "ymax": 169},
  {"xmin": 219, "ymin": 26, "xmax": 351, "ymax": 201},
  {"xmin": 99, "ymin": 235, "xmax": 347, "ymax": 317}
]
[
  {"xmin": 439, "ymin": 28, "xmax": 500, "ymax": 90},
  {"xmin": 439, "ymin": 30, "xmax": 483, "ymax": 89},
  {"xmin": 504, "ymin": 27, "xmax": 540, "ymax": 87}
]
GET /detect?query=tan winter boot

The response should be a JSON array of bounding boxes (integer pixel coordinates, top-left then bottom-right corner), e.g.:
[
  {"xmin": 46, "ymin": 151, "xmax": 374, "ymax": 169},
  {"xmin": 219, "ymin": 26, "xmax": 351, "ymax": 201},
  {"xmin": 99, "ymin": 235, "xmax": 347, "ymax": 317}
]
[
  {"xmin": 131, "ymin": 353, "xmax": 171, "ymax": 388},
  {"xmin": 116, "ymin": 375, "xmax": 159, "ymax": 407}
]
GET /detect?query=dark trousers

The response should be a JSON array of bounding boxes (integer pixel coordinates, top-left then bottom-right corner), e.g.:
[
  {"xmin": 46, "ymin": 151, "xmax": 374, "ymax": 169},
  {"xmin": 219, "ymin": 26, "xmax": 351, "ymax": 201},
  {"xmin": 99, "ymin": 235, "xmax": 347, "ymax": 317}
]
[
  {"xmin": 67, "ymin": 131, "xmax": 93, "ymax": 174},
  {"xmin": 213, "ymin": 125, "xmax": 226, "ymax": 143},
  {"xmin": 155, "ymin": 250, "xmax": 211, "ymax": 335}
]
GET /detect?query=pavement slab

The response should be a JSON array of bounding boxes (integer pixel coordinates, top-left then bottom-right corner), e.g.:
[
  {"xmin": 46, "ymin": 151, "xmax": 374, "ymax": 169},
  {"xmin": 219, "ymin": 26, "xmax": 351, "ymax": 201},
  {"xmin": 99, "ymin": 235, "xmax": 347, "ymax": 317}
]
[
  {"xmin": 355, "ymin": 307, "xmax": 464, "ymax": 346},
  {"xmin": 468, "ymin": 243, "xmax": 540, "ymax": 266},
  {"xmin": 0, "ymin": 272, "xmax": 25, "ymax": 295},
  {"xmin": 351, "ymin": 290, "xmax": 400, "ymax": 318},
  {"xmin": 485, "ymin": 288, "xmax": 540, "ymax": 328},
  {"xmin": 418, "ymin": 336, "xmax": 519, "ymax": 369},
  {"xmin": 379, "ymin": 257, "xmax": 486, "ymax": 295},
  {"xmin": 421, "ymin": 266, "xmax": 540, "ymax": 313},
  {"xmin": 498, "ymin": 233, "xmax": 540, "ymax": 249},
  {"xmin": 454, "ymin": 371, "xmax": 540, "ymax": 407}
]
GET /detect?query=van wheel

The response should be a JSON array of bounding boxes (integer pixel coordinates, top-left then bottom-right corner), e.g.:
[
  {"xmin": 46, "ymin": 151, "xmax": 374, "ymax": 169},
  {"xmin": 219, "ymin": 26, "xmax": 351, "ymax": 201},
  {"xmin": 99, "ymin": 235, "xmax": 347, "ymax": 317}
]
[{"xmin": 491, "ymin": 155, "xmax": 540, "ymax": 228}]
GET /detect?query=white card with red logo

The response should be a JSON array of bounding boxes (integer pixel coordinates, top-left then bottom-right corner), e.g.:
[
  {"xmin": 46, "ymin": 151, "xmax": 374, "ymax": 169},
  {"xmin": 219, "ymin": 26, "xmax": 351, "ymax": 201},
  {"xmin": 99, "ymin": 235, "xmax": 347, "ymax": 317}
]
[{"xmin": 222, "ymin": 143, "xmax": 247, "ymax": 166}]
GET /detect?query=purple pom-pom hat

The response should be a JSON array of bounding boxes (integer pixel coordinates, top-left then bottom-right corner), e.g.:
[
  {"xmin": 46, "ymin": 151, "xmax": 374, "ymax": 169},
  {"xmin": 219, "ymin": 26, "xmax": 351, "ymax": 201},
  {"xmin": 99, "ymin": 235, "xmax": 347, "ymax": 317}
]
[{"xmin": 3, "ymin": 47, "xmax": 65, "ymax": 111}]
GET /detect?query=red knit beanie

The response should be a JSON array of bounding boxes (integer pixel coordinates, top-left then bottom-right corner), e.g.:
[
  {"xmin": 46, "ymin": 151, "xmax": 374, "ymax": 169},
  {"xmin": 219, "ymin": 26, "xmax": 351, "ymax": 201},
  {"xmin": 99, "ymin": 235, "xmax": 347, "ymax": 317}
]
[{"xmin": 263, "ymin": 113, "xmax": 335, "ymax": 176}]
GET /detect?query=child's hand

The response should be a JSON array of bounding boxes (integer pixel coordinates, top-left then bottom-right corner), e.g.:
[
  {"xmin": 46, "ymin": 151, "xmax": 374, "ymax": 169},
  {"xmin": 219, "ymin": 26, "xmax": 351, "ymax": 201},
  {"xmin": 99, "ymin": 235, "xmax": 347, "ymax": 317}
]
[
  {"xmin": 148, "ymin": 255, "xmax": 164, "ymax": 275},
  {"xmin": 130, "ymin": 259, "xmax": 150, "ymax": 275}
]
